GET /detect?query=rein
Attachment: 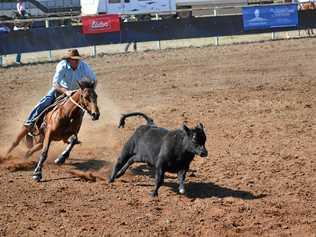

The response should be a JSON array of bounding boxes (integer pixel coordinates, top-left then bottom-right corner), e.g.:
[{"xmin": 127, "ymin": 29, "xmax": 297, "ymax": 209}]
[{"xmin": 68, "ymin": 93, "xmax": 87, "ymax": 114}]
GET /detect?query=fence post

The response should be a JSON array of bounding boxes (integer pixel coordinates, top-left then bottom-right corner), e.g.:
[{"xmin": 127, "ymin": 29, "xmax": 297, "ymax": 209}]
[
  {"xmin": 45, "ymin": 19, "xmax": 52, "ymax": 61},
  {"xmin": 271, "ymin": 31, "xmax": 276, "ymax": 40},
  {"xmin": 156, "ymin": 14, "xmax": 161, "ymax": 50},
  {"xmin": 214, "ymin": 9, "xmax": 219, "ymax": 46},
  {"xmin": 92, "ymin": 45, "xmax": 97, "ymax": 57}
]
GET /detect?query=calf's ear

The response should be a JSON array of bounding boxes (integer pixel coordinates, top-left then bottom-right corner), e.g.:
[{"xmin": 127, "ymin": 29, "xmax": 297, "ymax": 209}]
[
  {"xmin": 182, "ymin": 123, "xmax": 190, "ymax": 134},
  {"xmin": 196, "ymin": 122, "xmax": 204, "ymax": 130}
]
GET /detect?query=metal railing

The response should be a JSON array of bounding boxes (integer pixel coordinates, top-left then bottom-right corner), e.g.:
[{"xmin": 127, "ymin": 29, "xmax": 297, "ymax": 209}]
[{"xmin": 0, "ymin": 2, "xmax": 296, "ymax": 24}]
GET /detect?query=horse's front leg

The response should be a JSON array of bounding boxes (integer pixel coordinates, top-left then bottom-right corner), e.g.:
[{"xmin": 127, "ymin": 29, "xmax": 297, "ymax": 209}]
[
  {"xmin": 54, "ymin": 135, "xmax": 79, "ymax": 165},
  {"xmin": 32, "ymin": 131, "xmax": 52, "ymax": 182}
]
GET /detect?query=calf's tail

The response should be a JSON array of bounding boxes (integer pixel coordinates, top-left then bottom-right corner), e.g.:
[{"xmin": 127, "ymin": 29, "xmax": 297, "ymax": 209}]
[{"xmin": 118, "ymin": 112, "xmax": 155, "ymax": 128}]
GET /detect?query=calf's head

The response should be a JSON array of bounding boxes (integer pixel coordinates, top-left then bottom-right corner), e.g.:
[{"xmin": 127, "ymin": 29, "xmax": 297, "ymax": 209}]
[{"xmin": 182, "ymin": 123, "xmax": 208, "ymax": 157}]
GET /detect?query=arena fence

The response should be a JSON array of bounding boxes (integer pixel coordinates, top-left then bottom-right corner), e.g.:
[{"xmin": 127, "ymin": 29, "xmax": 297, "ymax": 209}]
[{"xmin": 0, "ymin": 5, "xmax": 316, "ymax": 56}]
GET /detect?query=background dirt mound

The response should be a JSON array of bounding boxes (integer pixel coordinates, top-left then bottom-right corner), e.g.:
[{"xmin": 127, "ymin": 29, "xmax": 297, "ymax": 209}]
[
  {"xmin": 0, "ymin": 155, "xmax": 6, "ymax": 164},
  {"xmin": 0, "ymin": 38, "xmax": 315, "ymax": 236},
  {"xmin": 4, "ymin": 159, "xmax": 36, "ymax": 172},
  {"xmin": 68, "ymin": 170, "xmax": 107, "ymax": 182},
  {"xmin": 0, "ymin": 155, "xmax": 36, "ymax": 172}
]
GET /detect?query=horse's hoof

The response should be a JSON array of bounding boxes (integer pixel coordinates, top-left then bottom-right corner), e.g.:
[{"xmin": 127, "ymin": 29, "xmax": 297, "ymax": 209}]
[
  {"xmin": 54, "ymin": 157, "xmax": 65, "ymax": 165},
  {"xmin": 32, "ymin": 173, "xmax": 42, "ymax": 182}
]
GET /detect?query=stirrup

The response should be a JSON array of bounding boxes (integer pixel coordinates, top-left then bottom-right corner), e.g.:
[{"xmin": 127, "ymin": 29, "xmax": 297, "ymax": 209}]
[
  {"xmin": 24, "ymin": 123, "xmax": 35, "ymax": 135},
  {"xmin": 27, "ymin": 132, "xmax": 35, "ymax": 137}
]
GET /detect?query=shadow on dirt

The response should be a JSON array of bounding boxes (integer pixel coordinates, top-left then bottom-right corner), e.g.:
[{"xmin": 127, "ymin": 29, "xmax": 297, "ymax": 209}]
[
  {"xmin": 131, "ymin": 164, "xmax": 265, "ymax": 200},
  {"xmin": 166, "ymin": 181, "xmax": 266, "ymax": 200},
  {"xmin": 43, "ymin": 159, "xmax": 111, "ymax": 182},
  {"xmin": 41, "ymin": 176, "xmax": 81, "ymax": 182},
  {"xmin": 67, "ymin": 159, "xmax": 110, "ymax": 171},
  {"xmin": 130, "ymin": 164, "xmax": 155, "ymax": 177},
  {"xmin": 131, "ymin": 164, "xmax": 194, "ymax": 179}
]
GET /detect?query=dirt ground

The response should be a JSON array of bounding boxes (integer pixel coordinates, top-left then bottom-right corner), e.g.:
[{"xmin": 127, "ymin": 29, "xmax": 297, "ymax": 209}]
[{"xmin": 0, "ymin": 37, "xmax": 315, "ymax": 237}]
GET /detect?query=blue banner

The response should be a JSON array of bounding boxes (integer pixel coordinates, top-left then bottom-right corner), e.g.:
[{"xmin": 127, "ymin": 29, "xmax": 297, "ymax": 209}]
[{"xmin": 242, "ymin": 4, "xmax": 298, "ymax": 31}]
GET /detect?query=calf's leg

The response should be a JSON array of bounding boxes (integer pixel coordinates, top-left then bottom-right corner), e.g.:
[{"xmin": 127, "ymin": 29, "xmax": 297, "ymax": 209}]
[
  {"xmin": 177, "ymin": 169, "xmax": 187, "ymax": 194},
  {"xmin": 151, "ymin": 166, "xmax": 165, "ymax": 197},
  {"xmin": 109, "ymin": 142, "xmax": 135, "ymax": 182},
  {"xmin": 112, "ymin": 155, "xmax": 142, "ymax": 180}
]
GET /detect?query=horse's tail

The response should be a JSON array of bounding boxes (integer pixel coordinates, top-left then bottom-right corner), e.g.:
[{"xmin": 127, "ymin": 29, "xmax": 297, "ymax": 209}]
[{"xmin": 118, "ymin": 112, "xmax": 155, "ymax": 128}]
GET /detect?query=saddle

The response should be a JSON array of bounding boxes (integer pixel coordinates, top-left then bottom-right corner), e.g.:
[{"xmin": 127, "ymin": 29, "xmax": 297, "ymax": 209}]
[{"xmin": 30, "ymin": 95, "xmax": 68, "ymax": 136}]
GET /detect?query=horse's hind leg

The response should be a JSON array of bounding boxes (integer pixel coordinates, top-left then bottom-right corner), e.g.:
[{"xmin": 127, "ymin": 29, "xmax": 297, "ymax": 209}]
[
  {"xmin": 33, "ymin": 131, "xmax": 51, "ymax": 182},
  {"xmin": 54, "ymin": 135, "xmax": 79, "ymax": 165},
  {"xmin": 5, "ymin": 126, "xmax": 28, "ymax": 157}
]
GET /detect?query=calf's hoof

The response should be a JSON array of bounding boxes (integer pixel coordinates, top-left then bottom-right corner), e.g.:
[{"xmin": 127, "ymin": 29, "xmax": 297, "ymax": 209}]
[
  {"xmin": 179, "ymin": 188, "xmax": 185, "ymax": 194},
  {"xmin": 108, "ymin": 177, "xmax": 115, "ymax": 183},
  {"xmin": 32, "ymin": 173, "xmax": 42, "ymax": 182},
  {"xmin": 150, "ymin": 191, "xmax": 158, "ymax": 198}
]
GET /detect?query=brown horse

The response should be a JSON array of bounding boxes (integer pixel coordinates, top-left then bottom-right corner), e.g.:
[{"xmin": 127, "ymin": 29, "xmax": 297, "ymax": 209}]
[{"xmin": 6, "ymin": 80, "xmax": 100, "ymax": 181}]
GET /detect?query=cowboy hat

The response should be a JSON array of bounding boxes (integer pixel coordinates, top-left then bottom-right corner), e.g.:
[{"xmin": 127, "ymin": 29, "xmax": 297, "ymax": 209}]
[{"xmin": 62, "ymin": 49, "xmax": 83, "ymax": 60}]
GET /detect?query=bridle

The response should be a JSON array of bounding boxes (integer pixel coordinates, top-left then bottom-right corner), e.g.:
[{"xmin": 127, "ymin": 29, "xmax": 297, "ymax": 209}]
[
  {"xmin": 69, "ymin": 95, "xmax": 87, "ymax": 114},
  {"xmin": 68, "ymin": 90, "xmax": 87, "ymax": 114}
]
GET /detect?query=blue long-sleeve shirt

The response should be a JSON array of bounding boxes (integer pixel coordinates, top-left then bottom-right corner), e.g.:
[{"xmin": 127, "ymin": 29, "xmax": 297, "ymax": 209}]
[{"xmin": 52, "ymin": 59, "xmax": 97, "ymax": 90}]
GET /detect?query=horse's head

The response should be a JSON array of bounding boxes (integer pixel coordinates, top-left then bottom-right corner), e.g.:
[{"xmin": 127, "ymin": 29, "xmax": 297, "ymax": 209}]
[{"xmin": 78, "ymin": 80, "xmax": 100, "ymax": 121}]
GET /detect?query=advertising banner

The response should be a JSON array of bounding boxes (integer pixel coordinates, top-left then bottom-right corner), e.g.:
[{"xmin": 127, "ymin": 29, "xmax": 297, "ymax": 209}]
[
  {"xmin": 242, "ymin": 4, "xmax": 298, "ymax": 31},
  {"xmin": 81, "ymin": 14, "xmax": 121, "ymax": 34}
]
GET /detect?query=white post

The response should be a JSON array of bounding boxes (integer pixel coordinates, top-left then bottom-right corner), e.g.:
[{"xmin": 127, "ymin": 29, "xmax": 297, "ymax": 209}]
[
  {"xmin": 92, "ymin": 45, "xmax": 97, "ymax": 57},
  {"xmin": 272, "ymin": 32, "xmax": 276, "ymax": 40},
  {"xmin": 156, "ymin": 14, "xmax": 161, "ymax": 50},
  {"xmin": 48, "ymin": 50, "xmax": 52, "ymax": 61},
  {"xmin": 214, "ymin": 9, "xmax": 219, "ymax": 46},
  {"xmin": 45, "ymin": 19, "xmax": 52, "ymax": 61}
]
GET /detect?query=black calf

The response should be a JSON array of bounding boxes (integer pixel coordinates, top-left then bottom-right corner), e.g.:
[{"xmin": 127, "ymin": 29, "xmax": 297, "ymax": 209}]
[{"xmin": 110, "ymin": 112, "xmax": 208, "ymax": 197}]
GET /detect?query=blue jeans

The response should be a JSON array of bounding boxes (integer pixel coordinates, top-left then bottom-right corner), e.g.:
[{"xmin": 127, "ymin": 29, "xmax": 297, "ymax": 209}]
[{"xmin": 25, "ymin": 89, "xmax": 61, "ymax": 125}]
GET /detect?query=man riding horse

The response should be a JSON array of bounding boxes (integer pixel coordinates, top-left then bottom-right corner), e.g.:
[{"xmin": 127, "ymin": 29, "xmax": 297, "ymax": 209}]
[
  {"xmin": 6, "ymin": 48, "xmax": 100, "ymax": 181},
  {"xmin": 24, "ymin": 48, "xmax": 97, "ymax": 131}
]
